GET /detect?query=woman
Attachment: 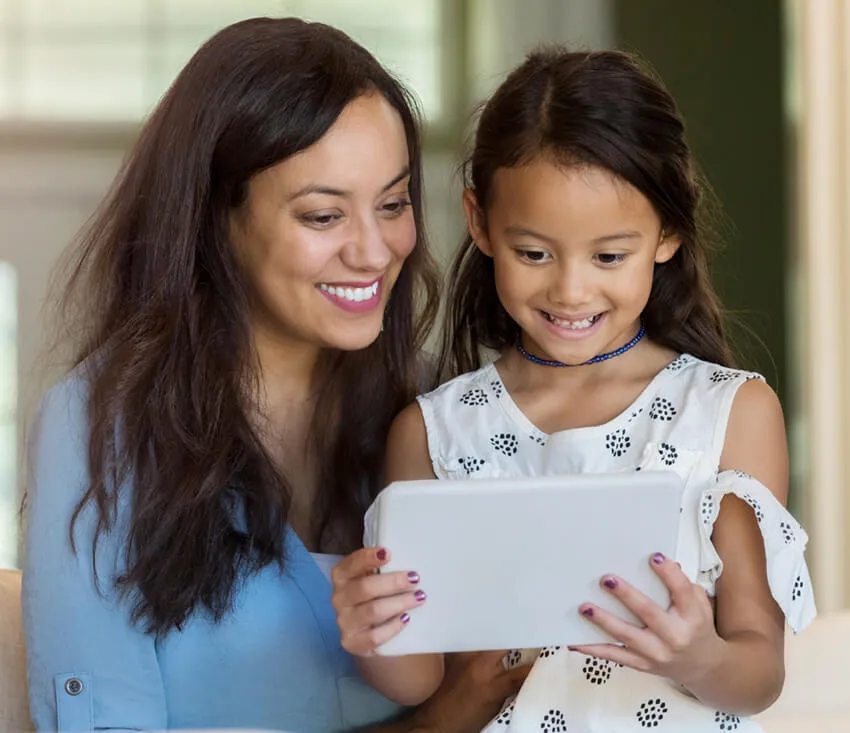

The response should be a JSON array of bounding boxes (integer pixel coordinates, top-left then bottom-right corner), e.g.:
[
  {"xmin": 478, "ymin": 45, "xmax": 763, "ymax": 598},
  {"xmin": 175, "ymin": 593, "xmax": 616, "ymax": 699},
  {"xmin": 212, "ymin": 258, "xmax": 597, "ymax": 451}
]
[{"xmin": 22, "ymin": 17, "xmax": 527, "ymax": 732}]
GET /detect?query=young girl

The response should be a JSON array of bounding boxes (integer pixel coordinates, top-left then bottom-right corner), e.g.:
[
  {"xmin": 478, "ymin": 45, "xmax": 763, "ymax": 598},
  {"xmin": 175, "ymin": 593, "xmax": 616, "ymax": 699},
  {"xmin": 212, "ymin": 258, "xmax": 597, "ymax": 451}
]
[{"xmin": 331, "ymin": 47, "xmax": 816, "ymax": 731}]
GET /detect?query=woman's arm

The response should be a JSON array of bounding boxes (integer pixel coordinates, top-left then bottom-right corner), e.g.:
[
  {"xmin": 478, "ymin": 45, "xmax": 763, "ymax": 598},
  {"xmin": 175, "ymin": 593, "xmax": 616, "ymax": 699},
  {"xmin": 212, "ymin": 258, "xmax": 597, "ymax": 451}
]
[
  {"xmin": 22, "ymin": 375, "xmax": 167, "ymax": 732},
  {"xmin": 333, "ymin": 402, "xmax": 444, "ymax": 706},
  {"xmin": 362, "ymin": 651, "xmax": 530, "ymax": 733}
]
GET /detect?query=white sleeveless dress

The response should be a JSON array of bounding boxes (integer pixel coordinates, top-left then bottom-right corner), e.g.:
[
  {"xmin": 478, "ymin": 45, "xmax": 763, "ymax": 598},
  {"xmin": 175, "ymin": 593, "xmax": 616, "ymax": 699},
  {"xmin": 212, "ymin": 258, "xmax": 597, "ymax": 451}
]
[{"xmin": 416, "ymin": 354, "xmax": 816, "ymax": 733}]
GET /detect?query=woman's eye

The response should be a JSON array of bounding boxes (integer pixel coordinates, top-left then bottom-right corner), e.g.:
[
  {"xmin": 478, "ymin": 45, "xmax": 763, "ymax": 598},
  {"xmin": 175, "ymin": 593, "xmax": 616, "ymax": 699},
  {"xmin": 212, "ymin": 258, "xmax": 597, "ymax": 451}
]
[
  {"xmin": 596, "ymin": 253, "xmax": 627, "ymax": 265},
  {"xmin": 301, "ymin": 212, "xmax": 341, "ymax": 227},
  {"xmin": 381, "ymin": 198, "xmax": 412, "ymax": 216},
  {"xmin": 519, "ymin": 250, "xmax": 551, "ymax": 263}
]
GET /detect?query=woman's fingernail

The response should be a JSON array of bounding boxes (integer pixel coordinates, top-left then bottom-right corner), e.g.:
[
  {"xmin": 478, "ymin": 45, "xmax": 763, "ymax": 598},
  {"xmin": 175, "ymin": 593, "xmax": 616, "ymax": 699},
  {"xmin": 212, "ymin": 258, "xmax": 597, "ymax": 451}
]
[
  {"xmin": 581, "ymin": 606, "xmax": 594, "ymax": 618},
  {"xmin": 400, "ymin": 613, "xmax": 411, "ymax": 624},
  {"xmin": 603, "ymin": 577, "xmax": 619, "ymax": 590},
  {"xmin": 652, "ymin": 552, "xmax": 666, "ymax": 565},
  {"xmin": 414, "ymin": 590, "xmax": 427, "ymax": 602},
  {"xmin": 408, "ymin": 571, "xmax": 420, "ymax": 584},
  {"xmin": 376, "ymin": 548, "xmax": 387, "ymax": 562}
]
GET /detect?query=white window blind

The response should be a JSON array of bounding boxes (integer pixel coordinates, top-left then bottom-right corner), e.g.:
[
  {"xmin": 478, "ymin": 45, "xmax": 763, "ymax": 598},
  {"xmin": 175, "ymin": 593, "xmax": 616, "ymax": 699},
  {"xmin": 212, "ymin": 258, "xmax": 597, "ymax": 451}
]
[{"xmin": 0, "ymin": 0, "xmax": 444, "ymax": 123}]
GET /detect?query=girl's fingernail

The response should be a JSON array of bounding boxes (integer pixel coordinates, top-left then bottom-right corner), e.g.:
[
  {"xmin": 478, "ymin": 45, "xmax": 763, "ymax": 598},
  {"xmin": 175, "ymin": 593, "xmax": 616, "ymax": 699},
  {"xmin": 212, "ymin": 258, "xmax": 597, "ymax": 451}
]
[
  {"xmin": 408, "ymin": 571, "xmax": 420, "ymax": 584},
  {"xmin": 603, "ymin": 577, "xmax": 619, "ymax": 590},
  {"xmin": 652, "ymin": 552, "xmax": 665, "ymax": 565},
  {"xmin": 400, "ymin": 613, "xmax": 411, "ymax": 624},
  {"xmin": 376, "ymin": 548, "xmax": 387, "ymax": 562},
  {"xmin": 414, "ymin": 590, "xmax": 427, "ymax": 602},
  {"xmin": 567, "ymin": 645, "xmax": 578, "ymax": 651},
  {"xmin": 581, "ymin": 606, "xmax": 594, "ymax": 618}
]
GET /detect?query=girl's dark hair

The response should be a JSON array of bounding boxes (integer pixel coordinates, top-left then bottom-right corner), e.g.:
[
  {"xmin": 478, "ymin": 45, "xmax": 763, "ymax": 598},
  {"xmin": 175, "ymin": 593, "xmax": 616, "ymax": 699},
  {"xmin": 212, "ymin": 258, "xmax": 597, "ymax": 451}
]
[
  {"xmin": 439, "ymin": 47, "xmax": 732, "ymax": 379},
  {"xmin": 54, "ymin": 17, "xmax": 438, "ymax": 633}
]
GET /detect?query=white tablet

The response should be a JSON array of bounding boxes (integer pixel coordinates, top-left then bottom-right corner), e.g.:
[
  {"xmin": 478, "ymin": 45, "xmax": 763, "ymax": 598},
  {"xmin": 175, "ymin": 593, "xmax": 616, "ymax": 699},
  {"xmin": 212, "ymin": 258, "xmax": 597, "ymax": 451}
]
[{"xmin": 363, "ymin": 471, "xmax": 683, "ymax": 656}]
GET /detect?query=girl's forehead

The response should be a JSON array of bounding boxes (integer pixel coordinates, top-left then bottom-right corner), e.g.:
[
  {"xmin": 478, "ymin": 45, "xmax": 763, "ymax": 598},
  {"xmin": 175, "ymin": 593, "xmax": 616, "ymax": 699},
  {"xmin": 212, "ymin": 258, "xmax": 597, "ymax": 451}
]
[{"xmin": 488, "ymin": 160, "xmax": 659, "ymax": 231}]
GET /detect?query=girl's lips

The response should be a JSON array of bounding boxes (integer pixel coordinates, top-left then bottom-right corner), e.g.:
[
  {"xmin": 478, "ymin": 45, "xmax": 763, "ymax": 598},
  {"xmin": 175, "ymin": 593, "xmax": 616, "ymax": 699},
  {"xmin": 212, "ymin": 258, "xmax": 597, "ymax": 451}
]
[{"xmin": 539, "ymin": 310, "xmax": 606, "ymax": 340}]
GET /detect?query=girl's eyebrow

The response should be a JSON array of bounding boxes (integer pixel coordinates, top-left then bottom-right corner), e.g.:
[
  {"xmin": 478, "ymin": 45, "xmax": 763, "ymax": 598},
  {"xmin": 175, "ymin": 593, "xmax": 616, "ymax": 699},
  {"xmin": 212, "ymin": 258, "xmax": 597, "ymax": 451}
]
[{"xmin": 504, "ymin": 225, "xmax": 643, "ymax": 245}]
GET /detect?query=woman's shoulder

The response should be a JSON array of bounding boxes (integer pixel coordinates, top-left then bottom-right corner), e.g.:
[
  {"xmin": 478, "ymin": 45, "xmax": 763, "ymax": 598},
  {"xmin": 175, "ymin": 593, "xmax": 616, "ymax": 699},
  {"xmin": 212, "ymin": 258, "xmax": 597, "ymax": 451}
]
[{"xmin": 30, "ymin": 363, "xmax": 94, "ymax": 452}]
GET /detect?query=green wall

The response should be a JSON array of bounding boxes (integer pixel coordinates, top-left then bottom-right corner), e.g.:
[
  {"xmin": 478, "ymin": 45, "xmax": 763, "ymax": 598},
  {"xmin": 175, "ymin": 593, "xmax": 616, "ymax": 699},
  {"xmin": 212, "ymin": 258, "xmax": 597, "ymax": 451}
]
[{"xmin": 614, "ymin": 0, "xmax": 788, "ymax": 402}]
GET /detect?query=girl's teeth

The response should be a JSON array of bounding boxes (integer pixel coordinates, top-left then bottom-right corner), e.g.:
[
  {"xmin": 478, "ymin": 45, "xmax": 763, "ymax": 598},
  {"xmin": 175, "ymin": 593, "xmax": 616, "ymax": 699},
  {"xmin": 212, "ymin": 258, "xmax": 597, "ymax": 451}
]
[
  {"xmin": 547, "ymin": 313, "xmax": 598, "ymax": 329},
  {"xmin": 320, "ymin": 282, "xmax": 379, "ymax": 301}
]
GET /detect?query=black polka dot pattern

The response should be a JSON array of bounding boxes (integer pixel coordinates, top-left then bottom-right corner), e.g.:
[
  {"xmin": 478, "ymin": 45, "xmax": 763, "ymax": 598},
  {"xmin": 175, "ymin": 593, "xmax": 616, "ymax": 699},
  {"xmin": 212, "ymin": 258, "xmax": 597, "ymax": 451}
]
[
  {"xmin": 495, "ymin": 699, "xmax": 515, "ymax": 725},
  {"xmin": 792, "ymin": 575, "xmax": 805, "ymax": 601},
  {"xmin": 709, "ymin": 369, "xmax": 738, "ymax": 383},
  {"xmin": 628, "ymin": 407, "xmax": 644, "ymax": 423},
  {"xmin": 733, "ymin": 470, "xmax": 753, "ymax": 479},
  {"xmin": 490, "ymin": 380, "xmax": 504, "ymax": 398},
  {"xmin": 457, "ymin": 457, "xmax": 486, "ymax": 474},
  {"xmin": 715, "ymin": 711, "xmax": 741, "ymax": 730},
  {"xmin": 605, "ymin": 428, "xmax": 631, "ymax": 457},
  {"xmin": 742, "ymin": 494, "xmax": 764, "ymax": 523},
  {"xmin": 649, "ymin": 397, "xmax": 677, "ymax": 421},
  {"xmin": 529, "ymin": 433, "xmax": 547, "ymax": 446},
  {"xmin": 583, "ymin": 657, "xmax": 615, "ymax": 685},
  {"xmin": 780, "ymin": 521, "xmax": 796, "ymax": 544},
  {"xmin": 636, "ymin": 698, "xmax": 668, "ymax": 728},
  {"xmin": 538, "ymin": 646, "xmax": 561, "ymax": 659},
  {"xmin": 666, "ymin": 354, "xmax": 691, "ymax": 371},
  {"xmin": 459, "ymin": 388, "xmax": 488, "ymax": 406},
  {"xmin": 539, "ymin": 709, "xmax": 567, "ymax": 732},
  {"xmin": 490, "ymin": 433, "xmax": 519, "ymax": 456},
  {"xmin": 700, "ymin": 494, "xmax": 716, "ymax": 525},
  {"xmin": 504, "ymin": 650, "xmax": 523, "ymax": 669},
  {"xmin": 658, "ymin": 442, "xmax": 678, "ymax": 466}
]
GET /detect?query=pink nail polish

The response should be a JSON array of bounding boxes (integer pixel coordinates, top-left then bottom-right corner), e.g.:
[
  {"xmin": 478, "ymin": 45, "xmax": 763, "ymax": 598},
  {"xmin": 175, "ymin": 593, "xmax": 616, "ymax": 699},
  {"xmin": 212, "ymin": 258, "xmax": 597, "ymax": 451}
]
[
  {"xmin": 400, "ymin": 613, "xmax": 411, "ymax": 624},
  {"xmin": 376, "ymin": 548, "xmax": 387, "ymax": 562},
  {"xmin": 408, "ymin": 571, "xmax": 420, "ymax": 584},
  {"xmin": 652, "ymin": 552, "xmax": 665, "ymax": 565},
  {"xmin": 414, "ymin": 590, "xmax": 427, "ymax": 602},
  {"xmin": 603, "ymin": 577, "xmax": 618, "ymax": 590},
  {"xmin": 581, "ymin": 607, "xmax": 594, "ymax": 618}
]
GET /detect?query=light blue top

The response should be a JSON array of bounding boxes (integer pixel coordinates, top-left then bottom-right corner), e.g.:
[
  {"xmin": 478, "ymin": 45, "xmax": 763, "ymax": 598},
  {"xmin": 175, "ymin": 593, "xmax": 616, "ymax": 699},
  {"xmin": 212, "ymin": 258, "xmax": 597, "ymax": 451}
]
[{"xmin": 22, "ymin": 372, "xmax": 403, "ymax": 732}]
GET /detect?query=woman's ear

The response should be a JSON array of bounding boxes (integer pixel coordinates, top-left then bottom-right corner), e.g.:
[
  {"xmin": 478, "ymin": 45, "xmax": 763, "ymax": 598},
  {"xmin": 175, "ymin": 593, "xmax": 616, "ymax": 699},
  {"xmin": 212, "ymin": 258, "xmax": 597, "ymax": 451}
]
[
  {"xmin": 655, "ymin": 231, "xmax": 682, "ymax": 264},
  {"xmin": 462, "ymin": 188, "xmax": 493, "ymax": 256}
]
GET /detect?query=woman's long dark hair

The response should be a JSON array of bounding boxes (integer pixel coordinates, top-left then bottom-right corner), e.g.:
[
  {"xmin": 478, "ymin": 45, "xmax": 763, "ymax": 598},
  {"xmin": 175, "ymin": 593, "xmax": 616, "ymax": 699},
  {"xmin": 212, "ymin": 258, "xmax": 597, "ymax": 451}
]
[
  {"xmin": 438, "ymin": 47, "xmax": 732, "ymax": 380},
  {"xmin": 53, "ymin": 17, "xmax": 438, "ymax": 634}
]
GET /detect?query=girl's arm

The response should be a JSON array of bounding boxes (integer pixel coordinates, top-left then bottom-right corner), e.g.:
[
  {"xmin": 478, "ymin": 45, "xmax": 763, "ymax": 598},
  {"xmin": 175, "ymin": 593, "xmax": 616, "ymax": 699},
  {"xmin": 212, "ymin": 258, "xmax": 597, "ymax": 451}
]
[
  {"xmin": 674, "ymin": 377, "xmax": 788, "ymax": 713},
  {"xmin": 571, "ymin": 378, "xmax": 790, "ymax": 715},
  {"xmin": 333, "ymin": 402, "xmax": 445, "ymax": 706}
]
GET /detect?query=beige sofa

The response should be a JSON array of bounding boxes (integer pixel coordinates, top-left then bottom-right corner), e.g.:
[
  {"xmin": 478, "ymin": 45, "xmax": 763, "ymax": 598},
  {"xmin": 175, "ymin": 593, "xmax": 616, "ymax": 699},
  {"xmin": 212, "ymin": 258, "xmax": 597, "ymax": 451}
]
[
  {"xmin": 755, "ymin": 610, "xmax": 850, "ymax": 733},
  {"xmin": 1, "ymin": 565, "xmax": 848, "ymax": 732},
  {"xmin": 0, "ymin": 569, "xmax": 34, "ymax": 732}
]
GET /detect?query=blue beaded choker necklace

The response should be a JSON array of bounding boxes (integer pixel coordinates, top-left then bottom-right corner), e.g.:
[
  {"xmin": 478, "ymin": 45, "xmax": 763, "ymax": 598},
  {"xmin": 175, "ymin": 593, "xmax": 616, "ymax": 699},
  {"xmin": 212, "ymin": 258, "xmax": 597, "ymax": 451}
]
[{"xmin": 515, "ymin": 322, "xmax": 646, "ymax": 367}]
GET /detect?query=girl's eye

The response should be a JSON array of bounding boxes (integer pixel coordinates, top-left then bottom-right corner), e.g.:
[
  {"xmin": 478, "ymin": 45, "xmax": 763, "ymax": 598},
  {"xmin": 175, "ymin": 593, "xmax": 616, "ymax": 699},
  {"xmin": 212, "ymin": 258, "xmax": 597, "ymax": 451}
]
[
  {"xmin": 596, "ymin": 253, "xmax": 627, "ymax": 266},
  {"xmin": 519, "ymin": 250, "xmax": 551, "ymax": 263}
]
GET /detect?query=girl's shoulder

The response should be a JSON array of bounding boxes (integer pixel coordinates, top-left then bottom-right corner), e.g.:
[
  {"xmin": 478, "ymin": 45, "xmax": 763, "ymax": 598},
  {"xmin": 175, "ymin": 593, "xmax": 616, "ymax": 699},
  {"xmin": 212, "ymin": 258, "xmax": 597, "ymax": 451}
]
[
  {"xmin": 661, "ymin": 353, "xmax": 763, "ymax": 383},
  {"xmin": 417, "ymin": 363, "xmax": 498, "ymax": 407}
]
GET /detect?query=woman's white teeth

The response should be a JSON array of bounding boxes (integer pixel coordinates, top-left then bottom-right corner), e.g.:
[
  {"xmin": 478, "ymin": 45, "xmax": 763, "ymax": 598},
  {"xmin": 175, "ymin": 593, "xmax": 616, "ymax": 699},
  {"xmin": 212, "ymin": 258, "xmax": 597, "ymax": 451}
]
[
  {"xmin": 546, "ymin": 313, "xmax": 600, "ymax": 329},
  {"xmin": 320, "ymin": 282, "xmax": 379, "ymax": 301}
]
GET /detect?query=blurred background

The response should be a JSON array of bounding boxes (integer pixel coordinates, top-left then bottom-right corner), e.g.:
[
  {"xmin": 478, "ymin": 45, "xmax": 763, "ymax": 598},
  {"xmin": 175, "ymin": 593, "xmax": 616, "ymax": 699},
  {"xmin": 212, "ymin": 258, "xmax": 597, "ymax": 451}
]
[{"xmin": 0, "ymin": 0, "xmax": 847, "ymax": 613}]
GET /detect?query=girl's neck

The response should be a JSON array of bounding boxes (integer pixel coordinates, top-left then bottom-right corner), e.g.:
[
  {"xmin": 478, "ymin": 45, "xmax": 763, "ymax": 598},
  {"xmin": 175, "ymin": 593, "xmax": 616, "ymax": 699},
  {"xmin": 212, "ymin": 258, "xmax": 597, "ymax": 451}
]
[{"xmin": 499, "ymin": 336, "xmax": 672, "ymax": 393}]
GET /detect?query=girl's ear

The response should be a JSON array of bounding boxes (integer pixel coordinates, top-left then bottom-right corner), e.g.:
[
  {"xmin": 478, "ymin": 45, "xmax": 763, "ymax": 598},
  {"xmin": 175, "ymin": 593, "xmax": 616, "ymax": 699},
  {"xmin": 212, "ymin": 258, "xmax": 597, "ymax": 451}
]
[
  {"xmin": 462, "ymin": 188, "xmax": 493, "ymax": 256},
  {"xmin": 655, "ymin": 231, "xmax": 682, "ymax": 264}
]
